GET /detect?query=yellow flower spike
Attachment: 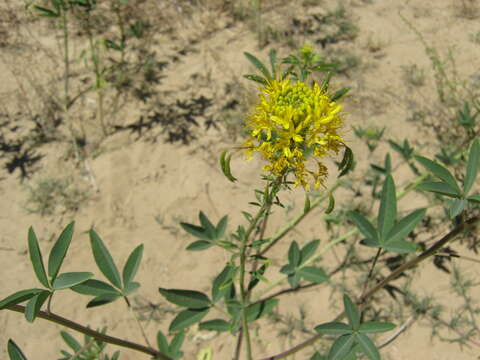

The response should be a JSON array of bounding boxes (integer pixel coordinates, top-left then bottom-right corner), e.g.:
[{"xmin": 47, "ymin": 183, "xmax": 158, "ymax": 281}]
[{"xmin": 243, "ymin": 77, "xmax": 345, "ymax": 190}]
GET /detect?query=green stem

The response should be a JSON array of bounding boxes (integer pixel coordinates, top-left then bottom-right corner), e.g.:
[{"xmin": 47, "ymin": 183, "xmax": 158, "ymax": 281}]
[{"xmin": 6, "ymin": 304, "xmax": 170, "ymax": 360}]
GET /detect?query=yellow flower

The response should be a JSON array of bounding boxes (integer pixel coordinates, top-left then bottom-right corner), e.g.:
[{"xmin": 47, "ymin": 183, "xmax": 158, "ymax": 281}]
[{"xmin": 244, "ymin": 78, "xmax": 345, "ymax": 190}]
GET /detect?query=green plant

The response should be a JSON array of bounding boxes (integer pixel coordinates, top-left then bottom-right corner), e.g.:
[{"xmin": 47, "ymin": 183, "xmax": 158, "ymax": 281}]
[{"xmin": 2, "ymin": 47, "xmax": 480, "ymax": 360}]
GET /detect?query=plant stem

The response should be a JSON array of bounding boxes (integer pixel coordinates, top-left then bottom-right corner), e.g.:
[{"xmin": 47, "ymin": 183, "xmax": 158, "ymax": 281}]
[
  {"xmin": 259, "ymin": 214, "xmax": 480, "ymax": 360},
  {"xmin": 124, "ymin": 296, "xmax": 152, "ymax": 348},
  {"xmin": 6, "ymin": 304, "xmax": 171, "ymax": 360},
  {"xmin": 359, "ymin": 248, "xmax": 382, "ymax": 319},
  {"xmin": 61, "ymin": 5, "xmax": 81, "ymax": 164}
]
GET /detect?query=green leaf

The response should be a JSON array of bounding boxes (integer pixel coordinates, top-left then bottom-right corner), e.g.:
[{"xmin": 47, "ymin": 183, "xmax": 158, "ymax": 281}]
[
  {"xmin": 304, "ymin": 194, "xmax": 311, "ymax": 213},
  {"xmin": 71, "ymin": 279, "xmax": 120, "ymax": 296},
  {"xmin": 86, "ymin": 293, "xmax": 121, "ymax": 308},
  {"xmin": 467, "ymin": 193, "xmax": 480, "ymax": 203},
  {"xmin": 288, "ymin": 241, "xmax": 301, "ymax": 267},
  {"xmin": 27, "ymin": 227, "xmax": 49, "ymax": 288},
  {"xmin": 7, "ymin": 339, "xmax": 28, "ymax": 360},
  {"xmin": 386, "ymin": 208, "xmax": 426, "ymax": 243},
  {"xmin": 298, "ymin": 266, "xmax": 329, "ymax": 283},
  {"xmin": 300, "ymin": 239, "xmax": 320, "ymax": 265},
  {"xmin": 355, "ymin": 333, "xmax": 380, "ymax": 360},
  {"xmin": 156, "ymin": 331, "xmax": 169, "ymax": 354},
  {"xmin": 382, "ymin": 240, "xmax": 417, "ymax": 254},
  {"xmin": 52, "ymin": 272, "xmax": 93, "ymax": 290},
  {"xmin": 212, "ymin": 265, "xmax": 234, "ymax": 303},
  {"xmin": 123, "ymin": 281, "xmax": 140, "ymax": 295},
  {"xmin": 359, "ymin": 321, "xmax": 395, "ymax": 334},
  {"xmin": 326, "ymin": 191, "xmax": 335, "ymax": 214},
  {"xmin": 199, "ymin": 319, "xmax": 230, "ymax": 332},
  {"xmin": 417, "ymin": 181, "xmax": 461, "ymax": 197},
  {"xmin": 415, "ymin": 155, "xmax": 461, "ymax": 193},
  {"xmin": 48, "ymin": 222, "xmax": 75, "ymax": 282},
  {"xmin": 199, "ymin": 212, "xmax": 216, "ymax": 239},
  {"xmin": 347, "ymin": 211, "xmax": 378, "ymax": 242},
  {"xmin": 89, "ymin": 229, "xmax": 122, "ymax": 289},
  {"xmin": 60, "ymin": 331, "xmax": 81, "ymax": 352},
  {"xmin": 378, "ymin": 175, "xmax": 396, "ymax": 239},
  {"xmin": 464, "ymin": 139, "xmax": 480, "ymax": 195},
  {"xmin": 338, "ymin": 146, "xmax": 354, "ymax": 177},
  {"xmin": 331, "ymin": 87, "xmax": 350, "ymax": 102},
  {"xmin": 33, "ymin": 5, "xmax": 59, "ymax": 17},
  {"xmin": 220, "ymin": 150, "xmax": 237, "ymax": 183},
  {"xmin": 246, "ymin": 298, "xmax": 278, "ymax": 322},
  {"xmin": 244, "ymin": 52, "xmax": 272, "ymax": 80},
  {"xmin": 0, "ymin": 289, "xmax": 45, "ymax": 310},
  {"xmin": 243, "ymin": 74, "xmax": 268, "ymax": 85},
  {"xmin": 328, "ymin": 334, "xmax": 355, "ymax": 360},
  {"xmin": 280, "ymin": 264, "xmax": 295, "ymax": 275},
  {"xmin": 216, "ymin": 216, "xmax": 228, "ymax": 238},
  {"xmin": 169, "ymin": 308, "xmax": 209, "ymax": 332},
  {"xmin": 159, "ymin": 288, "xmax": 211, "ymax": 309},
  {"xmin": 122, "ymin": 244, "xmax": 144, "ymax": 286},
  {"xmin": 186, "ymin": 240, "xmax": 214, "ymax": 251},
  {"xmin": 287, "ymin": 273, "xmax": 300, "ymax": 289},
  {"xmin": 24, "ymin": 290, "xmax": 50, "ymax": 323},
  {"xmin": 169, "ymin": 331, "xmax": 185, "ymax": 355},
  {"xmin": 343, "ymin": 294, "xmax": 360, "ymax": 329},
  {"xmin": 449, "ymin": 199, "xmax": 468, "ymax": 218},
  {"xmin": 315, "ymin": 322, "xmax": 352, "ymax": 335}
]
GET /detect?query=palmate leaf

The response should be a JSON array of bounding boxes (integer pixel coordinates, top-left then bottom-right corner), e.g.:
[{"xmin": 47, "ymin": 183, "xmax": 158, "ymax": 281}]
[
  {"xmin": 449, "ymin": 198, "xmax": 468, "ymax": 218},
  {"xmin": 347, "ymin": 211, "xmax": 378, "ymax": 242},
  {"xmin": 24, "ymin": 290, "xmax": 50, "ymax": 323},
  {"xmin": 7, "ymin": 339, "xmax": 28, "ymax": 360},
  {"xmin": 382, "ymin": 240, "xmax": 417, "ymax": 254},
  {"xmin": 359, "ymin": 321, "xmax": 395, "ymax": 334},
  {"xmin": 52, "ymin": 272, "xmax": 93, "ymax": 290},
  {"xmin": 246, "ymin": 298, "xmax": 278, "ymax": 323},
  {"xmin": 464, "ymin": 139, "xmax": 480, "ymax": 195},
  {"xmin": 199, "ymin": 319, "xmax": 230, "ymax": 332},
  {"xmin": 159, "ymin": 288, "xmax": 211, "ymax": 309},
  {"xmin": 122, "ymin": 244, "xmax": 144, "ymax": 286},
  {"xmin": 355, "ymin": 333, "xmax": 380, "ymax": 360},
  {"xmin": 415, "ymin": 155, "xmax": 461, "ymax": 194},
  {"xmin": 315, "ymin": 322, "xmax": 352, "ymax": 335},
  {"xmin": 386, "ymin": 208, "xmax": 426, "ymax": 243},
  {"xmin": 27, "ymin": 227, "xmax": 49, "ymax": 288},
  {"xmin": 417, "ymin": 181, "xmax": 461, "ymax": 197},
  {"xmin": 71, "ymin": 279, "xmax": 120, "ymax": 296},
  {"xmin": 60, "ymin": 331, "xmax": 81, "ymax": 352},
  {"xmin": 378, "ymin": 175, "xmax": 396, "ymax": 239},
  {"xmin": 86, "ymin": 293, "xmax": 121, "ymax": 308},
  {"xmin": 328, "ymin": 334, "xmax": 355, "ymax": 360},
  {"xmin": 89, "ymin": 229, "xmax": 122, "ymax": 289},
  {"xmin": 0, "ymin": 289, "xmax": 45, "ymax": 310},
  {"xmin": 169, "ymin": 308, "xmax": 209, "ymax": 332},
  {"xmin": 300, "ymin": 239, "xmax": 320, "ymax": 264},
  {"xmin": 288, "ymin": 241, "xmax": 301, "ymax": 267},
  {"xmin": 212, "ymin": 265, "xmax": 234, "ymax": 303},
  {"xmin": 343, "ymin": 295, "xmax": 360, "ymax": 329},
  {"xmin": 48, "ymin": 222, "xmax": 75, "ymax": 282},
  {"xmin": 298, "ymin": 266, "xmax": 329, "ymax": 283}
]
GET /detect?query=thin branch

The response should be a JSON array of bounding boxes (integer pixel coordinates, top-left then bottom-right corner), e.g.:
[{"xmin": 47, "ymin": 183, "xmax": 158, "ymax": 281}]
[{"xmin": 6, "ymin": 304, "xmax": 170, "ymax": 360}]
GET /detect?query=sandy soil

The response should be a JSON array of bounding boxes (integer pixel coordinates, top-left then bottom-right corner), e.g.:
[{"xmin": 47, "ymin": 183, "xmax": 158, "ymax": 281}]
[{"xmin": 0, "ymin": 0, "xmax": 479, "ymax": 359}]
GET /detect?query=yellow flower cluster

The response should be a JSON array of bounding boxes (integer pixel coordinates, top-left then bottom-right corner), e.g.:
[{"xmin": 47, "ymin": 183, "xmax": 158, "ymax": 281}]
[{"xmin": 244, "ymin": 79, "xmax": 345, "ymax": 189}]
